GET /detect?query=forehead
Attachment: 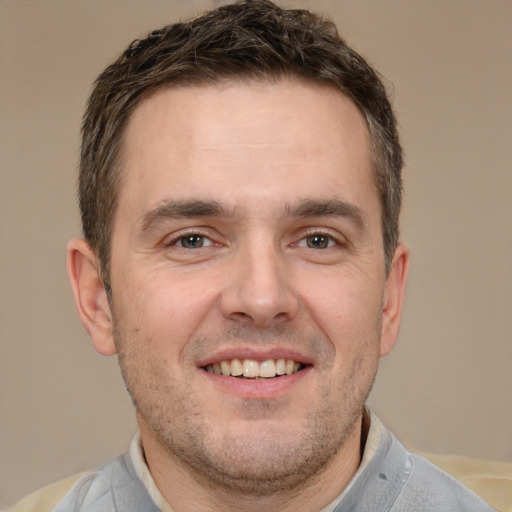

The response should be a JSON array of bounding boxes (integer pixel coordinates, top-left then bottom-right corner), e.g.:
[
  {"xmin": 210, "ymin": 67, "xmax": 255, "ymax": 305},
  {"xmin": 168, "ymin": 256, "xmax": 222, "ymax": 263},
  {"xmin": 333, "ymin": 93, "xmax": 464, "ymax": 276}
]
[{"xmin": 117, "ymin": 79, "xmax": 375, "ymax": 218}]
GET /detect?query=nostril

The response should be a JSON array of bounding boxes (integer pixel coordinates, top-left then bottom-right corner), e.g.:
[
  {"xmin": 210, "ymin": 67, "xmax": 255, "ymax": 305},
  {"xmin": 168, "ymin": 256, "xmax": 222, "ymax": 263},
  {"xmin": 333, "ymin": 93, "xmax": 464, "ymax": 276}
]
[{"xmin": 228, "ymin": 311, "xmax": 254, "ymax": 322}]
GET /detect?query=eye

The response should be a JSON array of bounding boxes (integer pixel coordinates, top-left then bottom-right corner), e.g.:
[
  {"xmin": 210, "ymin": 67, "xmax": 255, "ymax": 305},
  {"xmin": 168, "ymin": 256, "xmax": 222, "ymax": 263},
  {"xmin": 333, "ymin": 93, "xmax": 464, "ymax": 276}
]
[
  {"xmin": 299, "ymin": 233, "xmax": 337, "ymax": 249},
  {"xmin": 175, "ymin": 234, "xmax": 213, "ymax": 249}
]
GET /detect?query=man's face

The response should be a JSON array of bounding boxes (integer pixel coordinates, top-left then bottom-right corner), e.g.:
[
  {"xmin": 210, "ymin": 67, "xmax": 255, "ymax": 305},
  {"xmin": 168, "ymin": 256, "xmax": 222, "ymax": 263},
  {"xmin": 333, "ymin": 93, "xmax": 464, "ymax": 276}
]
[{"xmin": 105, "ymin": 80, "xmax": 405, "ymax": 493}]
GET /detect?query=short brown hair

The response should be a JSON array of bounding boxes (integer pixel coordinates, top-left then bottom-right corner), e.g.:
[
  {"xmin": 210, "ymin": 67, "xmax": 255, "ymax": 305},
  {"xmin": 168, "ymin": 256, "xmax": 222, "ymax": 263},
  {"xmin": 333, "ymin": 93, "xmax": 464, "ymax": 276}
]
[{"xmin": 80, "ymin": 0, "xmax": 402, "ymax": 289}]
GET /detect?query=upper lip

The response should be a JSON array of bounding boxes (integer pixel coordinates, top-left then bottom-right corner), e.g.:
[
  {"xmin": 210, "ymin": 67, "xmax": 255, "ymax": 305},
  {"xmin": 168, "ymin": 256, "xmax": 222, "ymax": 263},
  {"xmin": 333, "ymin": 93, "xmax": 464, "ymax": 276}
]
[{"xmin": 196, "ymin": 347, "xmax": 315, "ymax": 368}]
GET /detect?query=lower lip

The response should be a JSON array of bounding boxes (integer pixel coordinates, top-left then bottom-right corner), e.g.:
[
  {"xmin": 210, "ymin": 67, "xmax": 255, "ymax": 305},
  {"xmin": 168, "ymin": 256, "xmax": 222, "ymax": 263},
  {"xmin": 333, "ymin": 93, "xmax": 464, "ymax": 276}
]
[{"xmin": 200, "ymin": 366, "xmax": 312, "ymax": 399}]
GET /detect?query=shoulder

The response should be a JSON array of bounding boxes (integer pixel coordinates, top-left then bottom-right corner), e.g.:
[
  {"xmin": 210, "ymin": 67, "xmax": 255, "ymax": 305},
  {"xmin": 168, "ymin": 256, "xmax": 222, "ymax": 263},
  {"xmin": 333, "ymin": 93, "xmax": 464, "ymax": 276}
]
[
  {"xmin": 6, "ymin": 453, "xmax": 158, "ymax": 512},
  {"xmin": 393, "ymin": 450, "xmax": 501, "ymax": 511},
  {"xmin": 6, "ymin": 472, "xmax": 88, "ymax": 512},
  {"xmin": 358, "ymin": 420, "xmax": 501, "ymax": 512},
  {"xmin": 421, "ymin": 452, "xmax": 512, "ymax": 512}
]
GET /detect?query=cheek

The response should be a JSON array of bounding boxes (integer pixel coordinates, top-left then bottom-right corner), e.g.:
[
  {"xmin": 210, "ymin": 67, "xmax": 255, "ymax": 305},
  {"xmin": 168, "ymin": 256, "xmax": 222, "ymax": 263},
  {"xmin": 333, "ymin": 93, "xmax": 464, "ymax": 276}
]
[
  {"xmin": 112, "ymin": 268, "xmax": 220, "ymax": 354},
  {"xmin": 299, "ymin": 271, "xmax": 384, "ymax": 342}
]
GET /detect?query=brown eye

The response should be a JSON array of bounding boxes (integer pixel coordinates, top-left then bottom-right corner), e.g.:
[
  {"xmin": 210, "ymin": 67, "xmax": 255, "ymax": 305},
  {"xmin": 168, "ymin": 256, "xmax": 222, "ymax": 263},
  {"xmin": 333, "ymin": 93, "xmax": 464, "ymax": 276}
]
[{"xmin": 306, "ymin": 234, "xmax": 331, "ymax": 249}]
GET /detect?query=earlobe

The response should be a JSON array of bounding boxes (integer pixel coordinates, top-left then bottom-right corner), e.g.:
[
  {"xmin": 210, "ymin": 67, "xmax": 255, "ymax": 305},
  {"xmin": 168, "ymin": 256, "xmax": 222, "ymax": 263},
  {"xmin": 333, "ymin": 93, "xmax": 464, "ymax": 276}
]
[
  {"xmin": 379, "ymin": 243, "xmax": 410, "ymax": 358},
  {"xmin": 66, "ymin": 238, "xmax": 117, "ymax": 356}
]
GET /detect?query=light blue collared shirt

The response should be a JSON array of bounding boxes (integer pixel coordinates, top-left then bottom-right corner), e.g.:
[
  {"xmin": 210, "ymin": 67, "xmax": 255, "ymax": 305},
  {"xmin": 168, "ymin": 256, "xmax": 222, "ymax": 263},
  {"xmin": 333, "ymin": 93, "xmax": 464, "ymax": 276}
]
[{"xmin": 52, "ymin": 415, "xmax": 497, "ymax": 511}]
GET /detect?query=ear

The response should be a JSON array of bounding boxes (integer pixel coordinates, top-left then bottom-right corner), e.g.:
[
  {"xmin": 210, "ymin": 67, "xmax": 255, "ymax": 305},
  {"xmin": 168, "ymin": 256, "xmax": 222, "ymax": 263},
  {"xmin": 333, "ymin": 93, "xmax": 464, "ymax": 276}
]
[
  {"xmin": 66, "ymin": 238, "xmax": 117, "ymax": 356},
  {"xmin": 379, "ymin": 243, "xmax": 410, "ymax": 357}
]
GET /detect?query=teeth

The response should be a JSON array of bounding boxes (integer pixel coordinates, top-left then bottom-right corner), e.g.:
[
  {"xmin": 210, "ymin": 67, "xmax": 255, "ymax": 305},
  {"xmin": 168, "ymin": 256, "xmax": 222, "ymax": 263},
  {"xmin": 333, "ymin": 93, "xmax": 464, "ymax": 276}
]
[
  {"xmin": 220, "ymin": 360, "xmax": 230, "ymax": 376},
  {"xmin": 259, "ymin": 359, "xmax": 276, "ymax": 378},
  {"xmin": 243, "ymin": 359, "xmax": 259, "ymax": 378},
  {"xmin": 205, "ymin": 358, "xmax": 303, "ymax": 378},
  {"xmin": 231, "ymin": 358, "xmax": 243, "ymax": 376}
]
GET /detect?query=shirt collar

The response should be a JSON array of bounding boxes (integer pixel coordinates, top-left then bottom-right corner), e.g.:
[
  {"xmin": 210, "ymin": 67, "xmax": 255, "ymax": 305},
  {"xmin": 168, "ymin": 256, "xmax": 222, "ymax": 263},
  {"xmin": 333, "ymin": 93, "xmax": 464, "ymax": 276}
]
[{"xmin": 130, "ymin": 433, "xmax": 175, "ymax": 512}]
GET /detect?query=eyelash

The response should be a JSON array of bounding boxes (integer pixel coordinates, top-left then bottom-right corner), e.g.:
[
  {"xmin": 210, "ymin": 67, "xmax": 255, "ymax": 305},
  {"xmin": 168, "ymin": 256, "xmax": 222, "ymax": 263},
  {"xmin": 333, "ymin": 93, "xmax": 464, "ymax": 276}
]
[
  {"xmin": 295, "ymin": 230, "xmax": 342, "ymax": 250},
  {"xmin": 164, "ymin": 231, "xmax": 215, "ymax": 249},
  {"xmin": 164, "ymin": 229, "xmax": 342, "ymax": 251}
]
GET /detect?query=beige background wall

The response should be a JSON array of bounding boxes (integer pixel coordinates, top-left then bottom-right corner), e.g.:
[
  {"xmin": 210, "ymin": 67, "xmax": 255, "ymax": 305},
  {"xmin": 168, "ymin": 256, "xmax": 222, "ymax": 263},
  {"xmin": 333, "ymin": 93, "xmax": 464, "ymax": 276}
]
[{"xmin": 1, "ymin": 0, "xmax": 511, "ymax": 507}]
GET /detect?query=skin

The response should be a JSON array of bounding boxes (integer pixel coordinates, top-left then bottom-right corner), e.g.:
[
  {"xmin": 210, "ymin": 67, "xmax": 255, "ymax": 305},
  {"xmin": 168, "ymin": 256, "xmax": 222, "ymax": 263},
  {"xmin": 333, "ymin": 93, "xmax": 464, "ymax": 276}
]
[{"xmin": 68, "ymin": 79, "xmax": 409, "ymax": 512}]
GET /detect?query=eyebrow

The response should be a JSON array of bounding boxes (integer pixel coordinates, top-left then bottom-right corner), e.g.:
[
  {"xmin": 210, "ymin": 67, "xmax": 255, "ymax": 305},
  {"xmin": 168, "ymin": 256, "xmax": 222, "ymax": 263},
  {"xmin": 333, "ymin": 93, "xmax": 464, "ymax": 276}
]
[
  {"xmin": 140, "ymin": 197, "xmax": 368, "ymax": 233},
  {"xmin": 140, "ymin": 199, "xmax": 234, "ymax": 232},
  {"xmin": 287, "ymin": 199, "xmax": 368, "ymax": 229}
]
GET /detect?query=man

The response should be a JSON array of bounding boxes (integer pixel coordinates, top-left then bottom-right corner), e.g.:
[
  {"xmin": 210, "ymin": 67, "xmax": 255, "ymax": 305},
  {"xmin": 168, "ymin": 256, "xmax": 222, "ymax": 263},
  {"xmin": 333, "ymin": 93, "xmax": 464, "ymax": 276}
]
[{"xmin": 10, "ymin": 1, "xmax": 497, "ymax": 511}]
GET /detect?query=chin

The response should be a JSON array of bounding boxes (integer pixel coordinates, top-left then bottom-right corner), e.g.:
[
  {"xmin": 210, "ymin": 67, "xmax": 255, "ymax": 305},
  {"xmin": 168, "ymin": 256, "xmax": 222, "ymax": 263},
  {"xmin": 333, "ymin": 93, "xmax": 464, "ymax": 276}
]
[{"xmin": 154, "ymin": 407, "xmax": 358, "ymax": 497}]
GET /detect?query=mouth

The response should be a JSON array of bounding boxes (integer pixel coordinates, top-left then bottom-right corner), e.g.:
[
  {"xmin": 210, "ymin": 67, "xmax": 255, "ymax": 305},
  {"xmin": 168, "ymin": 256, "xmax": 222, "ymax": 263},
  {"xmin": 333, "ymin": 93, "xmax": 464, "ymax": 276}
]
[{"xmin": 203, "ymin": 358, "xmax": 307, "ymax": 380}]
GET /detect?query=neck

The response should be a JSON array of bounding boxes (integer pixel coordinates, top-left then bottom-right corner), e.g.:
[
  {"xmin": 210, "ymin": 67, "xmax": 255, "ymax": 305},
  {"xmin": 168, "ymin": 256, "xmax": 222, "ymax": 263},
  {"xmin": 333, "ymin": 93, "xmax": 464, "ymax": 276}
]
[{"xmin": 138, "ymin": 413, "xmax": 367, "ymax": 512}]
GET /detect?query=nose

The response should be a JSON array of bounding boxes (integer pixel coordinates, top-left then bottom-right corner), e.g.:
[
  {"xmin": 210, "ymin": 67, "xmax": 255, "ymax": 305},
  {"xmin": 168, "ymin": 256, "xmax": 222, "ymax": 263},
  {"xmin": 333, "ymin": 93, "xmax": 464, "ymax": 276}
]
[{"xmin": 220, "ymin": 241, "xmax": 299, "ymax": 327}]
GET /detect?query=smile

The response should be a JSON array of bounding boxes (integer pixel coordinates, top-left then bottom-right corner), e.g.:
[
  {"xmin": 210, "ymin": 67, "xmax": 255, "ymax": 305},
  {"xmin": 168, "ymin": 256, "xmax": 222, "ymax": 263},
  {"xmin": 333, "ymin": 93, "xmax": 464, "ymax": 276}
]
[{"xmin": 204, "ymin": 358, "xmax": 305, "ymax": 379}]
